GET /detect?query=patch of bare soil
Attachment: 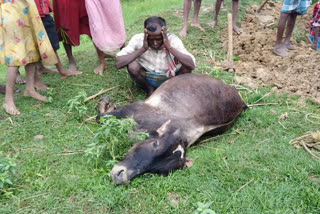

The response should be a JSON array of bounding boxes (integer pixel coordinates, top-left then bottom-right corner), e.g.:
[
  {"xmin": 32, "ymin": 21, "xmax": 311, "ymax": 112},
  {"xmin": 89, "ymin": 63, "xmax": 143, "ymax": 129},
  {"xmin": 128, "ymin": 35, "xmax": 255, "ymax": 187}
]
[{"xmin": 220, "ymin": 1, "xmax": 320, "ymax": 104}]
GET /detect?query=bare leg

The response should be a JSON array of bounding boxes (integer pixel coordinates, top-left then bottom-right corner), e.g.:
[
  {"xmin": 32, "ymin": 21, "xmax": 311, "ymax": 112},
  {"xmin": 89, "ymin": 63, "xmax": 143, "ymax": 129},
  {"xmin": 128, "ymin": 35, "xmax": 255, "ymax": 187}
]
[
  {"xmin": 283, "ymin": 13, "xmax": 297, "ymax": 50},
  {"xmin": 24, "ymin": 63, "xmax": 47, "ymax": 101},
  {"xmin": 232, "ymin": 0, "xmax": 242, "ymax": 34},
  {"xmin": 127, "ymin": 61, "xmax": 155, "ymax": 98},
  {"xmin": 3, "ymin": 66, "xmax": 20, "ymax": 115},
  {"xmin": 179, "ymin": 0, "xmax": 192, "ymax": 37},
  {"xmin": 63, "ymin": 43, "xmax": 77, "ymax": 72},
  {"xmin": 37, "ymin": 63, "xmax": 58, "ymax": 74},
  {"xmin": 54, "ymin": 51, "xmax": 82, "ymax": 78},
  {"xmin": 191, "ymin": 0, "xmax": 204, "ymax": 31},
  {"xmin": 34, "ymin": 63, "xmax": 49, "ymax": 91},
  {"xmin": 209, "ymin": 0, "xmax": 222, "ymax": 27},
  {"xmin": 104, "ymin": 53, "xmax": 116, "ymax": 58},
  {"xmin": 311, "ymin": 26, "xmax": 319, "ymax": 50},
  {"xmin": 15, "ymin": 70, "xmax": 26, "ymax": 84},
  {"xmin": 221, "ymin": 0, "xmax": 224, "ymax": 8},
  {"xmin": 273, "ymin": 12, "xmax": 289, "ymax": 57},
  {"xmin": 94, "ymin": 46, "xmax": 106, "ymax": 76}
]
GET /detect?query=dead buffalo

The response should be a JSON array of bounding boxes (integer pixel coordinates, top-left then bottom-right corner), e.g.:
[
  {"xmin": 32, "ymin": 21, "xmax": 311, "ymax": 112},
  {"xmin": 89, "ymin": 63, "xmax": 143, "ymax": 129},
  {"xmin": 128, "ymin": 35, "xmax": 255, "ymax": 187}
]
[{"xmin": 96, "ymin": 73, "xmax": 247, "ymax": 185}]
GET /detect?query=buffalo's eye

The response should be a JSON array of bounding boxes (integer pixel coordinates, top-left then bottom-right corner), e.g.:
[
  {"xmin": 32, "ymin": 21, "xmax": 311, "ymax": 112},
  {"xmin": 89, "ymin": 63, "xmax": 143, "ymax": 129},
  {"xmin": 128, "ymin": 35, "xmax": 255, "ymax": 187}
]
[{"xmin": 152, "ymin": 141, "xmax": 159, "ymax": 148}]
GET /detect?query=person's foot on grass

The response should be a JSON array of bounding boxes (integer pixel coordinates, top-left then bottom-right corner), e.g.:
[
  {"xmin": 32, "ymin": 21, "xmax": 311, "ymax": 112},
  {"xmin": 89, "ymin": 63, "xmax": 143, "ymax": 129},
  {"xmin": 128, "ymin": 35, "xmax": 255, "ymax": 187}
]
[
  {"xmin": 34, "ymin": 80, "xmax": 49, "ymax": 91},
  {"xmin": 0, "ymin": 85, "xmax": 20, "ymax": 94},
  {"xmin": 93, "ymin": 63, "xmax": 105, "ymax": 76},
  {"xmin": 24, "ymin": 89, "xmax": 47, "ymax": 101},
  {"xmin": 208, "ymin": 20, "xmax": 217, "ymax": 28},
  {"xmin": 3, "ymin": 102, "xmax": 20, "ymax": 115},
  {"xmin": 273, "ymin": 46, "xmax": 289, "ymax": 57},
  {"xmin": 60, "ymin": 71, "xmax": 82, "ymax": 79},
  {"xmin": 15, "ymin": 73, "xmax": 26, "ymax": 84},
  {"xmin": 179, "ymin": 26, "xmax": 188, "ymax": 37},
  {"xmin": 68, "ymin": 61, "xmax": 77, "ymax": 72},
  {"xmin": 38, "ymin": 66, "xmax": 58, "ymax": 74},
  {"xmin": 191, "ymin": 22, "xmax": 205, "ymax": 31}
]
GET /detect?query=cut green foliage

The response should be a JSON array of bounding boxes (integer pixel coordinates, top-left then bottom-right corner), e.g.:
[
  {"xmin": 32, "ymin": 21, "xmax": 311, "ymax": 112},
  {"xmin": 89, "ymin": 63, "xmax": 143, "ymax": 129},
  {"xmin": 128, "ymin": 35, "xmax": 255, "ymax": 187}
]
[
  {"xmin": 0, "ymin": 152, "xmax": 16, "ymax": 193},
  {"xmin": 85, "ymin": 115, "xmax": 149, "ymax": 164},
  {"xmin": 67, "ymin": 91, "xmax": 88, "ymax": 121},
  {"xmin": 194, "ymin": 202, "xmax": 216, "ymax": 214}
]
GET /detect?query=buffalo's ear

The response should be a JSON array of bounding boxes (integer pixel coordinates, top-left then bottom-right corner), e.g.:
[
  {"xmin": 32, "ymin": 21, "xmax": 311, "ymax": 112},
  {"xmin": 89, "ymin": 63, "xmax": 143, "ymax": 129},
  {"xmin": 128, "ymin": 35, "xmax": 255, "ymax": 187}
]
[{"xmin": 156, "ymin": 120, "xmax": 171, "ymax": 137}]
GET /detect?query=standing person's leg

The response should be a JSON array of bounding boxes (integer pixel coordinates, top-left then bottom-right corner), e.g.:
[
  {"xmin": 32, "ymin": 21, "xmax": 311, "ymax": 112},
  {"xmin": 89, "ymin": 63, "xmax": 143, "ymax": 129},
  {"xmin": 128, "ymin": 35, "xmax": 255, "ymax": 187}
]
[
  {"xmin": 63, "ymin": 43, "xmax": 77, "ymax": 72},
  {"xmin": 311, "ymin": 26, "xmax": 319, "ymax": 50},
  {"xmin": 232, "ymin": 0, "xmax": 242, "ymax": 34},
  {"xmin": 273, "ymin": 12, "xmax": 290, "ymax": 57},
  {"xmin": 191, "ymin": 0, "xmax": 204, "ymax": 31},
  {"xmin": 34, "ymin": 63, "xmax": 49, "ymax": 91},
  {"xmin": 179, "ymin": 0, "xmax": 192, "ymax": 37},
  {"xmin": 16, "ymin": 70, "xmax": 26, "ymax": 84},
  {"xmin": 54, "ymin": 51, "xmax": 82, "ymax": 78},
  {"xmin": 3, "ymin": 67, "xmax": 20, "ymax": 115},
  {"xmin": 24, "ymin": 63, "xmax": 47, "ymax": 101},
  {"xmin": 283, "ymin": 13, "xmax": 298, "ymax": 50},
  {"xmin": 93, "ymin": 46, "xmax": 106, "ymax": 75},
  {"xmin": 209, "ymin": 0, "xmax": 223, "ymax": 27}
]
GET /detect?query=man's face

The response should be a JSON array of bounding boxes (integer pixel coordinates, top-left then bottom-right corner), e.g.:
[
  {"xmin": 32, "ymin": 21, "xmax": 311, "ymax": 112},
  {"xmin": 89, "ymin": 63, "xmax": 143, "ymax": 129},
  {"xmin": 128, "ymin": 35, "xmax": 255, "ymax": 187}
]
[{"xmin": 147, "ymin": 27, "xmax": 163, "ymax": 50}]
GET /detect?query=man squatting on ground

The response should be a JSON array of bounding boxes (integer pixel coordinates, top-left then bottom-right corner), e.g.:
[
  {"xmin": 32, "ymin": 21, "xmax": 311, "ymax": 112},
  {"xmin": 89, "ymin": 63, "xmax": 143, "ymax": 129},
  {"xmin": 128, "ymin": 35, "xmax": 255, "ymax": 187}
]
[{"xmin": 115, "ymin": 16, "xmax": 196, "ymax": 98}]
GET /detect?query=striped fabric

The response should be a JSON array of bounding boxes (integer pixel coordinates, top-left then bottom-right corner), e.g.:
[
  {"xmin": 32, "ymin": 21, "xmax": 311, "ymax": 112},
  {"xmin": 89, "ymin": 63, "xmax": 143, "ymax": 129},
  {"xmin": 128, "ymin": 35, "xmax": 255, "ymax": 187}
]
[{"xmin": 281, "ymin": 0, "xmax": 311, "ymax": 15}]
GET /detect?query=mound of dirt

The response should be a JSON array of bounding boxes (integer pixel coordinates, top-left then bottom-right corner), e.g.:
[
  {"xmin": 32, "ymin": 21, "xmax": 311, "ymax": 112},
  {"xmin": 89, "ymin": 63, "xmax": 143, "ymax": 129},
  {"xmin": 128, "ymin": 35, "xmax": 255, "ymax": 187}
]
[{"xmin": 220, "ymin": 1, "xmax": 320, "ymax": 104}]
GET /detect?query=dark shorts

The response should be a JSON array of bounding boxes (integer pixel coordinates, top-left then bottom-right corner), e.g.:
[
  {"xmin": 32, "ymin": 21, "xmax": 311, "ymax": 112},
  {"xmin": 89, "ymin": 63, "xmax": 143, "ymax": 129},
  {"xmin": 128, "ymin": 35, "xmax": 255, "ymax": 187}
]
[{"xmin": 41, "ymin": 15, "xmax": 60, "ymax": 51}]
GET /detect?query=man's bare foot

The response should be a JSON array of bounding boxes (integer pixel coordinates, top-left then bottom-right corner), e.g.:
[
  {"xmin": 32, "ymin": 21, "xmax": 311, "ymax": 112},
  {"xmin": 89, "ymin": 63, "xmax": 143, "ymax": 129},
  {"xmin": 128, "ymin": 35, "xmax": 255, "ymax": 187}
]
[
  {"xmin": 68, "ymin": 62, "xmax": 77, "ymax": 72},
  {"xmin": 191, "ymin": 22, "xmax": 205, "ymax": 31},
  {"xmin": 3, "ymin": 102, "xmax": 20, "ymax": 115},
  {"xmin": 60, "ymin": 71, "xmax": 82, "ymax": 79},
  {"xmin": 233, "ymin": 26, "xmax": 243, "ymax": 35},
  {"xmin": 38, "ymin": 67, "xmax": 58, "ymax": 74},
  {"xmin": 93, "ymin": 64, "xmax": 105, "ymax": 76},
  {"xmin": 24, "ymin": 89, "xmax": 47, "ymax": 101},
  {"xmin": 284, "ymin": 43, "xmax": 296, "ymax": 50},
  {"xmin": 15, "ymin": 74, "xmax": 26, "ymax": 84},
  {"xmin": 179, "ymin": 26, "xmax": 188, "ymax": 37},
  {"xmin": 273, "ymin": 46, "xmax": 289, "ymax": 57},
  {"xmin": 34, "ymin": 80, "xmax": 49, "ymax": 91},
  {"xmin": 104, "ymin": 53, "xmax": 116, "ymax": 58},
  {"xmin": 208, "ymin": 20, "xmax": 217, "ymax": 28}
]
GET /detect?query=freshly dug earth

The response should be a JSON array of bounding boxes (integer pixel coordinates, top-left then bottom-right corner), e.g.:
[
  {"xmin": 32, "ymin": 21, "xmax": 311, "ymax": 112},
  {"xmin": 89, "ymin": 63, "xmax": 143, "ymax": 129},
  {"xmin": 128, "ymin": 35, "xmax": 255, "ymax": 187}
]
[{"xmin": 220, "ymin": 1, "xmax": 320, "ymax": 104}]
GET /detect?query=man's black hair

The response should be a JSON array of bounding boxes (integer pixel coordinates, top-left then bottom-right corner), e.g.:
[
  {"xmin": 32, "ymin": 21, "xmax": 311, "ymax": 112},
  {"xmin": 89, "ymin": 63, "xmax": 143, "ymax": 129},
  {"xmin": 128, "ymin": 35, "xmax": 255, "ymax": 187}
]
[{"xmin": 144, "ymin": 16, "xmax": 166, "ymax": 32}]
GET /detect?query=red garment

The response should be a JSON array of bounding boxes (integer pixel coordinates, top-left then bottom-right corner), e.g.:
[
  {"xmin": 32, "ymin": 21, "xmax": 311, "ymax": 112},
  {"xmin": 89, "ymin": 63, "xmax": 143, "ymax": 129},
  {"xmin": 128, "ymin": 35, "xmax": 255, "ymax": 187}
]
[
  {"xmin": 53, "ymin": 0, "xmax": 91, "ymax": 46},
  {"xmin": 309, "ymin": 1, "xmax": 320, "ymax": 36},
  {"xmin": 34, "ymin": 0, "xmax": 53, "ymax": 17}
]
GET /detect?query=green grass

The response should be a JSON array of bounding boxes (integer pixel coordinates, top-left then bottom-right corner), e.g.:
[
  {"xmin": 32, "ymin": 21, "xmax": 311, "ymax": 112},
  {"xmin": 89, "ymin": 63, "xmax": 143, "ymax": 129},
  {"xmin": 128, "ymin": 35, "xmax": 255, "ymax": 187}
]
[{"xmin": 1, "ymin": 0, "xmax": 319, "ymax": 213}]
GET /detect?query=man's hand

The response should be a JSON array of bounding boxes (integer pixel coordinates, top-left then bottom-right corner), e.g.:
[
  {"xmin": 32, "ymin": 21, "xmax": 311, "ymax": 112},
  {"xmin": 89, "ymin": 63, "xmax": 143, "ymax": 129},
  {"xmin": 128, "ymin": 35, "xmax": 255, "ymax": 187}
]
[
  {"xmin": 161, "ymin": 26, "xmax": 170, "ymax": 50},
  {"xmin": 143, "ymin": 29, "xmax": 149, "ymax": 51}
]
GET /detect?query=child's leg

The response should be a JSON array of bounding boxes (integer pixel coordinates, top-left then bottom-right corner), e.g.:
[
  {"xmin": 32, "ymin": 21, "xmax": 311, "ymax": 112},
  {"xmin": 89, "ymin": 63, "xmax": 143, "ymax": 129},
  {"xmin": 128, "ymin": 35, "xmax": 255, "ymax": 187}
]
[
  {"xmin": 232, "ymin": 0, "xmax": 242, "ymax": 34},
  {"xmin": 191, "ymin": 0, "xmax": 204, "ymax": 31},
  {"xmin": 24, "ymin": 63, "xmax": 47, "ymax": 101},
  {"xmin": 16, "ymin": 70, "xmax": 26, "ymax": 84},
  {"xmin": 209, "ymin": 0, "xmax": 223, "ymax": 27},
  {"xmin": 34, "ymin": 63, "xmax": 49, "ymax": 91},
  {"xmin": 179, "ymin": 0, "xmax": 192, "ymax": 37},
  {"xmin": 54, "ymin": 51, "xmax": 82, "ymax": 78},
  {"xmin": 63, "ymin": 43, "xmax": 77, "ymax": 72},
  {"xmin": 283, "ymin": 13, "xmax": 297, "ymax": 50},
  {"xmin": 3, "ymin": 66, "xmax": 20, "ymax": 115},
  {"xmin": 93, "ymin": 45, "xmax": 106, "ymax": 76},
  {"xmin": 273, "ymin": 12, "xmax": 289, "ymax": 57}
]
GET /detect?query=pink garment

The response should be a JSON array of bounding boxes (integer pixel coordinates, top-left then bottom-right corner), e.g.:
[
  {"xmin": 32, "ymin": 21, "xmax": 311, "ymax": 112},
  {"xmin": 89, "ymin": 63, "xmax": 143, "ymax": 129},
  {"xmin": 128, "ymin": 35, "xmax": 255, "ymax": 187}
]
[{"xmin": 85, "ymin": 0, "xmax": 126, "ymax": 52}]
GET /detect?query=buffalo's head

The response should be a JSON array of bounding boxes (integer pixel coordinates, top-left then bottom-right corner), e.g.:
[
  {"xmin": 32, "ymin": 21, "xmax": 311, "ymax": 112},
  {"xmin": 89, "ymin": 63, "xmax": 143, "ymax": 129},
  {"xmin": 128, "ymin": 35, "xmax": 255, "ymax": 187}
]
[{"xmin": 110, "ymin": 120, "xmax": 191, "ymax": 185}]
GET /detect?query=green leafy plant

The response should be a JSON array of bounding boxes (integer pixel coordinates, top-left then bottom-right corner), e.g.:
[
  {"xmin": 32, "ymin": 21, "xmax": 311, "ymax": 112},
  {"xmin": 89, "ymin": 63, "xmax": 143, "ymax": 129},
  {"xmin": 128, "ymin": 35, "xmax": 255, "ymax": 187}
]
[
  {"xmin": 45, "ymin": 88, "xmax": 56, "ymax": 103},
  {"xmin": 209, "ymin": 66, "xmax": 222, "ymax": 76},
  {"xmin": 85, "ymin": 115, "xmax": 149, "ymax": 165},
  {"xmin": 193, "ymin": 202, "xmax": 216, "ymax": 214},
  {"xmin": 67, "ymin": 91, "xmax": 88, "ymax": 121},
  {"xmin": 0, "ymin": 152, "xmax": 16, "ymax": 192}
]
